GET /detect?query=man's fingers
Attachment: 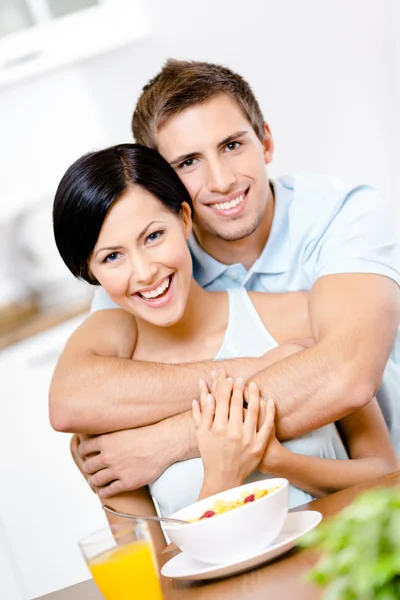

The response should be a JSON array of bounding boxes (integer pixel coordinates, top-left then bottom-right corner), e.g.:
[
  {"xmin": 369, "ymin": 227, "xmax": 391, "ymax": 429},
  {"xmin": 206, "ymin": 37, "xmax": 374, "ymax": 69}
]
[
  {"xmin": 88, "ymin": 468, "xmax": 114, "ymax": 489},
  {"xmin": 82, "ymin": 454, "xmax": 108, "ymax": 475},
  {"xmin": 98, "ymin": 480, "xmax": 125, "ymax": 499},
  {"xmin": 78, "ymin": 437, "xmax": 101, "ymax": 459}
]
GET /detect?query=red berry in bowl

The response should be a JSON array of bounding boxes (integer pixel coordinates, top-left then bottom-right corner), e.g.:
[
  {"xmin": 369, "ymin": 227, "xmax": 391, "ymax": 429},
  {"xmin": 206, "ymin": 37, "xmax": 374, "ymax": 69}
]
[
  {"xmin": 244, "ymin": 494, "xmax": 255, "ymax": 503},
  {"xmin": 200, "ymin": 510, "xmax": 216, "ymax": 519}
]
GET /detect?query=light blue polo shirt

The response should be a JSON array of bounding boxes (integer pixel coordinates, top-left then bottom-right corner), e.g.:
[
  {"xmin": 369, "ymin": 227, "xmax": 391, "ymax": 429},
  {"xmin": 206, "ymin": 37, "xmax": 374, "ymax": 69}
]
[{"xmin": 90, "ymin": 173, "xmax": 400, "ymax": 453}]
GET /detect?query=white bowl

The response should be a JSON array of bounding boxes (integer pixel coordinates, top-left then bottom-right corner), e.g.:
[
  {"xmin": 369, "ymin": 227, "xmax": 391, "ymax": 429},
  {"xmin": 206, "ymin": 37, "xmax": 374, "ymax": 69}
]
[{"xmin": 163, "ymin": 478, "xmax": 289, "ymax": 565}]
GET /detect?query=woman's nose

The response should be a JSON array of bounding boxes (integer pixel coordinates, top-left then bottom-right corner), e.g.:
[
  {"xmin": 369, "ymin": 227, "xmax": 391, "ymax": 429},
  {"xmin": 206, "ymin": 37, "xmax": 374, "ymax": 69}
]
[{"xmin": 130, "ymin": 255, "xmax": 158, "ymax": 286}]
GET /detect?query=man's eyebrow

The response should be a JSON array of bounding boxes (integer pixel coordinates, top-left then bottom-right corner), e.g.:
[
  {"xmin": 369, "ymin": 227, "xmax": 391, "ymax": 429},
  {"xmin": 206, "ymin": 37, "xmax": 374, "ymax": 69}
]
[
  {"xmin": 218, "ymin": 130, "xmax": 248, "ymax": 147},
  {"xmin": 94, "ymin": 221, "xmax": 164, "ymax": 258},
  {"xmin": 169, "ymin": 130, "xmax": 249, "ymax": 167}
]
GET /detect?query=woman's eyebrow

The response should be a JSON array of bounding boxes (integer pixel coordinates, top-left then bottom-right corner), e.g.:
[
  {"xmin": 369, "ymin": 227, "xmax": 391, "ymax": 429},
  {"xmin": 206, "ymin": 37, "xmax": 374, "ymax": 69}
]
[
  {"xmin": 94, "ymin": 221, "xmax": 165, "ymax": 258},
  {"xmin": 137, "ymin": 220, "xmax": 165, "ymax": 240}
]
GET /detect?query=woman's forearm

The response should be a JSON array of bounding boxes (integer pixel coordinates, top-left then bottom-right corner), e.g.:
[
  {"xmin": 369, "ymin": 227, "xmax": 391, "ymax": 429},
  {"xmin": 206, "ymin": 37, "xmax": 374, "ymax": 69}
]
[{"xmin": 264, "ymin": 445, "xmax": 398, "ymax": 498}]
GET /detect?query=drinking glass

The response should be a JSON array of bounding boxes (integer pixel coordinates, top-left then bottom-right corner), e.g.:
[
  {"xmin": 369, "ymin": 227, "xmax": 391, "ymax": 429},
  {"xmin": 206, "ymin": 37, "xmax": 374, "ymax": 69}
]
[{"xmin": 79, "ymin": 520, "xmax": 163, "ymax": 600}]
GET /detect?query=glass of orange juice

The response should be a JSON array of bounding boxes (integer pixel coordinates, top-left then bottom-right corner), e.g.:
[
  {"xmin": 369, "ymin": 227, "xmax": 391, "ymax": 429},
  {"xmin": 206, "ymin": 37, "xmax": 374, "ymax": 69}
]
[{"xmin": 79, "ymin": 520, "xmax": 163, "ymax": 600}]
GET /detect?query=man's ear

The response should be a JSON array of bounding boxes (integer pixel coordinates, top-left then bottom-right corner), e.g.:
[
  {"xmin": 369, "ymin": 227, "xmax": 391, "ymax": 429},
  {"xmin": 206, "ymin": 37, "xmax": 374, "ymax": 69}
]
[
  {"xmin": 181, "ymin": 201, "xmax": 193, "ymax": 239},
  {"xmin": 262, "ymin": 123, "xmax": 274, "ymax": 164}
]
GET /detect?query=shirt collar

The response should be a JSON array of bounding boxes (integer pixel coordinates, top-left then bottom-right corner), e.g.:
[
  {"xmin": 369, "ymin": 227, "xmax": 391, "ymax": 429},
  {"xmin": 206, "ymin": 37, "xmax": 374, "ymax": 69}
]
[
  {"xmin": 189, "ymin": 233, "xmax": 229, "ymax": 287},
  {"xmin": 188, "ymin": 177, "xmax": 293, "ymax": 285},
  {"xmin": 249, "ymin": 178, "xmax": 292, "ymax": 275}
]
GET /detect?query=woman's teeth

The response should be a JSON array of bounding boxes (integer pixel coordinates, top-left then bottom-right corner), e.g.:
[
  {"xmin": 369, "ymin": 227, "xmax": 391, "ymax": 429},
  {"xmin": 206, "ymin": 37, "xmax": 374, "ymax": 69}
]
[
  {"xmin": 139, "ymin": 277, "xmax": 171, "ymax": 299},
  {"xmin": 212, "ymin": 193, "xmax": 245, "ymax": 211}
]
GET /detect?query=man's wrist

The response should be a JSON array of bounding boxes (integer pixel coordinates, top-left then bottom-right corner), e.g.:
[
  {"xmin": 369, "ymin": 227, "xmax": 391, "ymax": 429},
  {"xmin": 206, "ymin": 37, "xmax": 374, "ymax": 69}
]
[{"xmin": 156, "ymin": 411, "xmax": 199, "ymax": 467}]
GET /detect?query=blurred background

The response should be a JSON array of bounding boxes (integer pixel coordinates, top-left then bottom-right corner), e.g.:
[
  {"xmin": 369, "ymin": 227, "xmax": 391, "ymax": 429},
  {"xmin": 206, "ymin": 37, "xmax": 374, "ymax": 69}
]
[{"xmin": 0, "ymin": 0, "xmax": 399, "ymax": 598}]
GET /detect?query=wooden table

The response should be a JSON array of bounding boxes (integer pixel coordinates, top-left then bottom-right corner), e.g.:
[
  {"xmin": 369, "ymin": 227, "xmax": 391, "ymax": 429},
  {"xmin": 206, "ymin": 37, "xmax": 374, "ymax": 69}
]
[{"xmin": 35, "ymin": 471, "xmax": 400, "ymax": 600}]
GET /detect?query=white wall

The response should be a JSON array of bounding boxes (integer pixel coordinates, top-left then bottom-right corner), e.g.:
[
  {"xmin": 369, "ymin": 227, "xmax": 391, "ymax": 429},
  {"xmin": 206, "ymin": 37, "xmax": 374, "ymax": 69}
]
[
  {"xmin": 0, "ymin": 0, "xmax": 398, "ymax": 220},
  {"xmin": 0, "ymin": 1, "xmax": 399, "ymax": 597}
]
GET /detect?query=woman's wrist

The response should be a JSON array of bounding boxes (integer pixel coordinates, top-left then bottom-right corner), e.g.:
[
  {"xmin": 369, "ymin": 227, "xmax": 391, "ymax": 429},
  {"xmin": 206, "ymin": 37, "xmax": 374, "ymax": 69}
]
[
  {"xmin": 199, "ymin": 472, "xmax": 243, "ymax": 500},
  {"xmin": 259, "ymin": 438, "xmax": 288, "ymax": 475}
]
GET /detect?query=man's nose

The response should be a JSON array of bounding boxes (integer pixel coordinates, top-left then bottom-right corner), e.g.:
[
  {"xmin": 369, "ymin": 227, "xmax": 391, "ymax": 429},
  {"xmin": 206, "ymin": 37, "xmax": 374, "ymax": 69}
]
[{"xmin": 206, "ymin": 158, "xmax": 236, "ymax": 193}]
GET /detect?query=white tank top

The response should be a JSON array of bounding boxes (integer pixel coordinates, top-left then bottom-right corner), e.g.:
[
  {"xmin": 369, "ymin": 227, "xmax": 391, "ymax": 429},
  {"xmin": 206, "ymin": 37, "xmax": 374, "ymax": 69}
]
[{"xmin": 149, "ymin": 288, "xmax": 348, "ymax": 515}]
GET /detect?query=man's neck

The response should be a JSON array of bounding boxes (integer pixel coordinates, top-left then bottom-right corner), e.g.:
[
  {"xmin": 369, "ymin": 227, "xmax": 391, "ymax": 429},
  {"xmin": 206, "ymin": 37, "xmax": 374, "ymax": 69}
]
[{"xmin": 194, "ymin": 185, "xmax": 275, "ymax": 270}]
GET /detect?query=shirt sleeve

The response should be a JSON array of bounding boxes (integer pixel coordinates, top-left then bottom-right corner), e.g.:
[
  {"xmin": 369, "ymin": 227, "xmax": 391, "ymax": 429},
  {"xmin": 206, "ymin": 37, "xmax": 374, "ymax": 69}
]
[
  {"xmin": 312, "ymin": 185, "xmax": 400, "ymax": 286},
  {"xmin": 90, "ymin": 287, "xmax": 120, "ymax": 313}
]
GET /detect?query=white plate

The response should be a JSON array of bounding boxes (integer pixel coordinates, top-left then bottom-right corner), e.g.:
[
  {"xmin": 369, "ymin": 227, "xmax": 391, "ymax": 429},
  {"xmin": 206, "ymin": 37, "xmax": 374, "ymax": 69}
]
[{"xmin": 161, "ymin": 510, "xmax": 322, "ymax": 581}]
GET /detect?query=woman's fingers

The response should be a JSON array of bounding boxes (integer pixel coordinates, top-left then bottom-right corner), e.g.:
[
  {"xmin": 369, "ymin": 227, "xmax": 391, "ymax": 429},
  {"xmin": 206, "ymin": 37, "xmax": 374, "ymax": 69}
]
[
  {"xmin": 257, "ymin": 399, "xmax": 276, "ymax": 445},
  {"xmin": 229, "ymin": 378, "xmax": 245, "ymax": 428},
  {"xmin": 243, "ymin": 381, "xmax": 261, "ymax": 435},
  {"xmin": 212, "ymin": 369, "xmax": 233, "ymax": 429},
  {"xmin": 198, "ymin": 379, "xmax": 209, "ymax": 412},
  {"xmin": 257, "ymin": 395, "xmax": 267, "ymax": 431},
  {"xmin": 202, "ymin": 394, "xmax": 216, "ymax": 430},
  {"xmin": 192, "ymin": 399, "xmax": 202, "ymax": 429}
]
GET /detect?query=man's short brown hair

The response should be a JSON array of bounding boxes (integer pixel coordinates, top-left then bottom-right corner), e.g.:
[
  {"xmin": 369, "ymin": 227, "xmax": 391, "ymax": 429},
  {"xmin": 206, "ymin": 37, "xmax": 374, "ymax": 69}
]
[{"xmin": 132, "ymin": 59, "xmax": 266, "ymax": 149}]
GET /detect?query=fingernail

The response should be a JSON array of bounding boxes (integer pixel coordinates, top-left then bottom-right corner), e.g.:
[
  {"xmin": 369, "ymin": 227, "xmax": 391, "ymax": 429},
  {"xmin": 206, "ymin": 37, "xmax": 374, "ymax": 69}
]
[
  {"xmin": 249, "ymin": 381, "xmax": 257, "ymax": 389},
  {"xmin": 206, "ymin": 393, "xmax": 213, "ymax": 406},
  {"xmin": 211, "ymin": 370, "xmax": 216, "ymax": 377},
  {"xmin": 236, "ymin": 377, "xmax": 244, "ymax": 384},
  {"xmin": 226, "ymin": 377, "xmax": 233, "ymax": 382}
]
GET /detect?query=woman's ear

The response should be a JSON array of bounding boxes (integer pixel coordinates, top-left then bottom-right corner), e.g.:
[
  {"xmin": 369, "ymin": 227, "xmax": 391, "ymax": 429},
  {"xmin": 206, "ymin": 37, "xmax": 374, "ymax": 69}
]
[{"xmin": 181, "ymin": 202, "xmax": 193, "ymax": 239}]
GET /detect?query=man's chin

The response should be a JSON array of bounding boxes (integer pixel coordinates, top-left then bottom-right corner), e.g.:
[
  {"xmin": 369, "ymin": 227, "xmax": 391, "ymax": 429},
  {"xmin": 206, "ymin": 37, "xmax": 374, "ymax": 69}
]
[{"xmin": 212, "ymin": 222, "xmax": 261, "ymax": 242}]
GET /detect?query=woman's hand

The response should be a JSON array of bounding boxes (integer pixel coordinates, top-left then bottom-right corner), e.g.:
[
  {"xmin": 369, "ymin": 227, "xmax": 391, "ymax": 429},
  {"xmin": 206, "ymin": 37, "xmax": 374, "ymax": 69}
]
[{"xmin": 192, "ymin": 369, "xmax": 276, "ymax": 499}]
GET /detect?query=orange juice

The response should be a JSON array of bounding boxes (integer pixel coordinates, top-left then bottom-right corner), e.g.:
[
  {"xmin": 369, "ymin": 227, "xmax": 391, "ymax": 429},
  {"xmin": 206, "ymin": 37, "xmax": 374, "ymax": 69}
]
[{"xmin": 88, "ymin": 539, "xmax": 163, "ymax": 600}]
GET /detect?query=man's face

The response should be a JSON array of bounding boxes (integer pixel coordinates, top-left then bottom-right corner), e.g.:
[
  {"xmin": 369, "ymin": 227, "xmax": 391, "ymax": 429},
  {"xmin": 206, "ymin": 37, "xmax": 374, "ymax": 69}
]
[{"xmin": 156, "ymin": 94, "xmax": 273, "ymax": 243}]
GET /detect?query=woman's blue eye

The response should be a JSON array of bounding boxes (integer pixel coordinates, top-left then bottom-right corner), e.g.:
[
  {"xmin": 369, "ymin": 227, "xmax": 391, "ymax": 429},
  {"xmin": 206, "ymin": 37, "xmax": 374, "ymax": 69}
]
[
  {"xmin": 104, "ymin": 252, "xmax": 120, "ymax": 263},
  {"xmin": 146, "ymin": 230, "xmax": 164, "ymax": 244}
]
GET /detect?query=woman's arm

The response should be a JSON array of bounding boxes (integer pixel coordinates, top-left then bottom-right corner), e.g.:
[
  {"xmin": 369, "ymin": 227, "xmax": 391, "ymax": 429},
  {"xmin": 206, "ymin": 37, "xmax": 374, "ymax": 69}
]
[
  {"xmin": 192, "ymin": 371, "xmax": 275, "ymax": 499},
  {"xmin": 260, "ymin": 398, "xmax": 399, "ymax": 497},
  {"xmin": 70, "ymin": 435, "xmax": 166, "ymax": 555}
]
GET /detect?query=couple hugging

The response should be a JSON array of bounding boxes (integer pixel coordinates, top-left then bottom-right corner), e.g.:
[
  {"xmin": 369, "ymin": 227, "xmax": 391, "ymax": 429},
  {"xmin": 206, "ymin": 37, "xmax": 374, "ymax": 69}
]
[{"xmin": 50, "ymin": 59, "xmax": 400, "ymax": 553}]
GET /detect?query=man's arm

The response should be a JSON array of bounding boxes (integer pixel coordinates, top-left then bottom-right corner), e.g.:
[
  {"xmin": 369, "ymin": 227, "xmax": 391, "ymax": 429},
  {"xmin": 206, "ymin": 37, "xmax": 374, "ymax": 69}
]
[
  {"xmin": 251, "ymin": 273, "xmax": 400, "ymax": 439},
  {"xmin": 49, "ymin": 308, "xmax": 269, "ymax": 434}
]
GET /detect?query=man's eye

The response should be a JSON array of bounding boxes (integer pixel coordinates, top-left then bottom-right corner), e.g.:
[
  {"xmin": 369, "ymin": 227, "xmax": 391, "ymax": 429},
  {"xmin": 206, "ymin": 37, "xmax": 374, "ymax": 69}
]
[
  {"xmin": 104, "ymin": 252, "xmax": 120, "ymax": 263},
  {"xmin": 224, "ymin": 141, "xmax": 241, "ymax": 152},
  {"xmin": 145, "ymin": 230, "xmax": 164, "ymax": 244},
  {"xmin": 179, "ymin": 157, "xmax": 198, "ymax": 169}
]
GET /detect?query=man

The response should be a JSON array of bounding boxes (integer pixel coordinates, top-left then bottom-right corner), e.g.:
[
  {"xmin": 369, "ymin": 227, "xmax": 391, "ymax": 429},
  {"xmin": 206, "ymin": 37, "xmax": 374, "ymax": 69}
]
[{"xmin": 49, "ymin": 59, "xmax": 400, "ymax": 499}]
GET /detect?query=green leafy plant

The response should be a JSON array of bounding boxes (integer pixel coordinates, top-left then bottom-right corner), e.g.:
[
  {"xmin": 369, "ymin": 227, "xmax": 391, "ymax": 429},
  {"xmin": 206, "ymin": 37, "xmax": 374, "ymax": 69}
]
[{"xmin": 300, "ymin": 487, "xmax": 400, "ymax": 599}]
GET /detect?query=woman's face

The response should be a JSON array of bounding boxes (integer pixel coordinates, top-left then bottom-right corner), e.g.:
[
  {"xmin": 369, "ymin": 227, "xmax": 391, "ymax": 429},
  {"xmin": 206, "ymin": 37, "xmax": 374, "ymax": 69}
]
[{"xmin": 89, "ymin": 185, "xmax": 193, "ymax": 328}]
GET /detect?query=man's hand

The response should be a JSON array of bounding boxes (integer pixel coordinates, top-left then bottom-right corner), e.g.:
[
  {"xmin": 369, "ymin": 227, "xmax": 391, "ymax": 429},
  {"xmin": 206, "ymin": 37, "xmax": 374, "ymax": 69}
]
[
  {"xmin": 78, "ymin": 428, "xmax": 162, "ymax": 497},
  {"xmin": 78, "ymin": 411, "xmax": 199, "ymax": 497}
]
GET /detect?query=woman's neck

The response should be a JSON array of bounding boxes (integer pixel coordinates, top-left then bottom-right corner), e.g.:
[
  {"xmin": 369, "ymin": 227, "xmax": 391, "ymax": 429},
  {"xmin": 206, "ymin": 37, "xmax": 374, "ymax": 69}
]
[{"xmin": 134, "ymin": 280, "xmax": 227, "ymax": 356}]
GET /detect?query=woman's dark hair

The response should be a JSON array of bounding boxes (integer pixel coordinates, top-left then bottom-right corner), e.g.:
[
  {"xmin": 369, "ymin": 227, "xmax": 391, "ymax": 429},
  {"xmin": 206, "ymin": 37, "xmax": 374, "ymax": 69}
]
[{"xmin": 53, "ymin": 143, "xmax": 193, "ymax": 284}]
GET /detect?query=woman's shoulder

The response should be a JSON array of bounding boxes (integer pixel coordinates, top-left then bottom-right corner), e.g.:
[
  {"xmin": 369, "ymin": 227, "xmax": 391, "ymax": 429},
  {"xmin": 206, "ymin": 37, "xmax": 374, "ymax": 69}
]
[{"xmin": 247, "ymin": 290, "xmax": 312, "ymax": 342}]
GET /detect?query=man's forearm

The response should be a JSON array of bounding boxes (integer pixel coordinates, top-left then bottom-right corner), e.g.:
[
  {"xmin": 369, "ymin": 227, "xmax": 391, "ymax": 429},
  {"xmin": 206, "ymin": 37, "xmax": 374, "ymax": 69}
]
[
  {"xmin": 251, "ymin": 336, "xmax": 377, "ymax": 440},
  {"xmin": 50, "ymin": 352, "xmax": 263, "ymax": 434}
]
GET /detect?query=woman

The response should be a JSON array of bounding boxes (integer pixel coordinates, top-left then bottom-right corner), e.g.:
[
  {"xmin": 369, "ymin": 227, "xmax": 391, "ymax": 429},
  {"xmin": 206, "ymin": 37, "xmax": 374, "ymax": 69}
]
[{"xmin": 54, "ymin": 144, "xmax": 397, "ymax": 553}]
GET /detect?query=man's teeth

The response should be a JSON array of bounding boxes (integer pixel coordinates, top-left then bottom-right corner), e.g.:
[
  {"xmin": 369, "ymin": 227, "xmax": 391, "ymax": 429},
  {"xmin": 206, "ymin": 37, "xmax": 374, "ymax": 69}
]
[
  {"xmin": 211, "ymin": 193, "xmax": 245, "ymax": 211},
  {"xmin": 140, "ymin": 277, "xmax": 171, "ymax": 299}
]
